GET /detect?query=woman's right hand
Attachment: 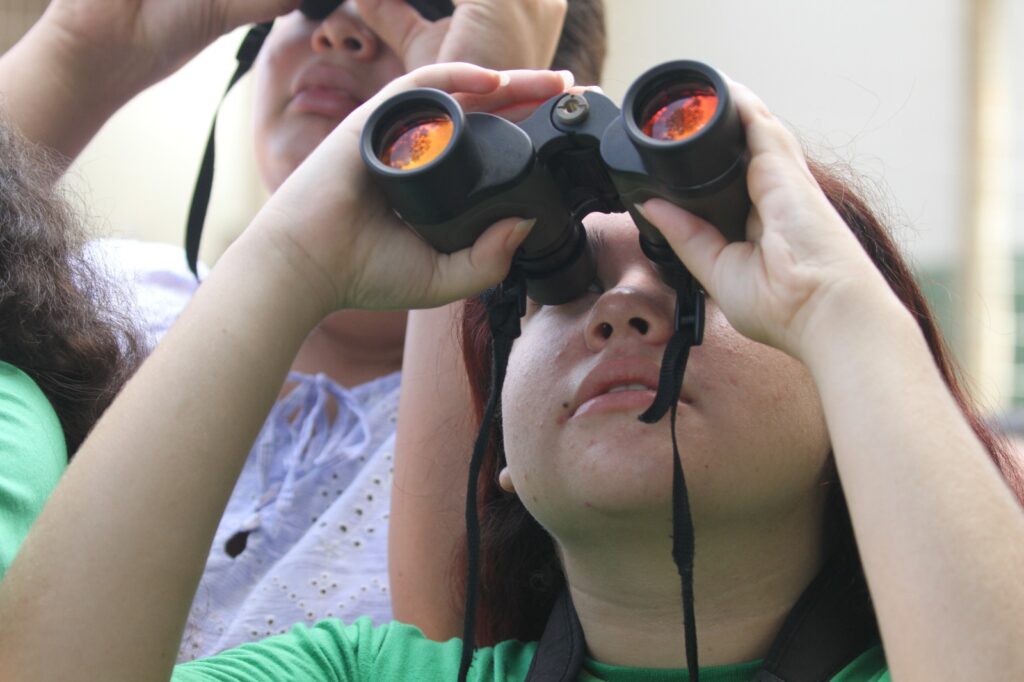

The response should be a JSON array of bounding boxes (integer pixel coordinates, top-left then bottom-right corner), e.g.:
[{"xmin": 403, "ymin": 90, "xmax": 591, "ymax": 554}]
[{"xmin": 248, "ymin": 62, "xmax": 572, "ymax": 317}]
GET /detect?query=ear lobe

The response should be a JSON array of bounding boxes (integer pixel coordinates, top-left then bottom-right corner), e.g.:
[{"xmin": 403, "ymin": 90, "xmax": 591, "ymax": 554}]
[{"xmin": 498, "ymin": 467, "xmax": 517, "ymax": 494}]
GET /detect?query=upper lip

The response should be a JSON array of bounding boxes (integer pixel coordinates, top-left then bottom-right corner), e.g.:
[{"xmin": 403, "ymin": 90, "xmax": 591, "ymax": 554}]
[
  {"xmin": 570, "ymin": 356, "xmax": 691, "ymax": 417},
  {"xmin": 291, "ymin": 62, "xmax": 365, "ymax": 103}
]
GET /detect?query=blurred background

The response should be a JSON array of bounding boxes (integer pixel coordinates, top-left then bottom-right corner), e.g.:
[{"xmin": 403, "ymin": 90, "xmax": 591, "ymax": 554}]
[{"xmin": 2, "ymin": 0, "xmax": 1023, "ymax": 423}]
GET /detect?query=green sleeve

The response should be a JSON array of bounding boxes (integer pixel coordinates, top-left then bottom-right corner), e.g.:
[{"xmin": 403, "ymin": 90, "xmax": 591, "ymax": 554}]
[
  {"xmin": 173, "ymin": 617, "xmax": 537, "ymax": 682},
  {"xmin": 172, "ymin": 619, "xmax": 371, "ymax": 682},
  {"xmin": 830, "ymin": 645, "xmax": 890, "ymax": 681},
  {"xmin": 0, "ymin": 362, "xmax": 67, "ymax": 580}
]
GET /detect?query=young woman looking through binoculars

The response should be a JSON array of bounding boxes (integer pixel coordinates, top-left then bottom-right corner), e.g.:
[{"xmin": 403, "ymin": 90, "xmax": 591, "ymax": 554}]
[{"xmin": 0, "ymin": 58, "xmax": 1021, "ymax": 680}]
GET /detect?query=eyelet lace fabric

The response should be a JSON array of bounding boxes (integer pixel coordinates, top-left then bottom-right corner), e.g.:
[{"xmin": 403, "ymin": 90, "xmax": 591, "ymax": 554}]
[
  {"xmin": 178, "ymin": 370, "xmax": 401, "ymax": 661},
  {"xmin": 90, "ymin": 240, "xmax": 404, "ymax": 662}
]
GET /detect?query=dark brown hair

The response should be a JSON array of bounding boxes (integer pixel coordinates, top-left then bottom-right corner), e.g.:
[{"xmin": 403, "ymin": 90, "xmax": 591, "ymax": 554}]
[
  {"xmin": 0, "ymin": 119, "xmax": 144, "ymax": 456},
  {"xmin": 550, "ymin": 0, "xmax": 606, "ymax": 86},
  {"xmin": 458, "ymin": 159, "xmax": 1024, "ymax": 645}
]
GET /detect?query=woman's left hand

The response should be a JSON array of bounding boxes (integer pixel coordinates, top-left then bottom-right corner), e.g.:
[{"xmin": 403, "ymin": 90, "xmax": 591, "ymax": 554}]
[
  {"xmin": 250, "ymin": 62, "xmax": 571, "ymax": 316},
  {"xmin": 638, "ymin": 81, "xmax": 897, "ymax": 361}
]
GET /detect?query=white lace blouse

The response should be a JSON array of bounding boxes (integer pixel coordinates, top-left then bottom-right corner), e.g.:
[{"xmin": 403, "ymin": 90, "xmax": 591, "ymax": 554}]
[{"xmin": 91, "ymin": 240, "xmax": 400, "ymax": 660}]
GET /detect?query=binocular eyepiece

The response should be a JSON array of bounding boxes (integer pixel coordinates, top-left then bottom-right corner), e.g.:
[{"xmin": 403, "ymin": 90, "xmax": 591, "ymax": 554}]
[
  {"xmin": 360, "ymin": 60, "xmax": 750, "ymax": 304},
  {"xmin": 299, "ymin": 0, "xmax": 454, "ymax": 21}
]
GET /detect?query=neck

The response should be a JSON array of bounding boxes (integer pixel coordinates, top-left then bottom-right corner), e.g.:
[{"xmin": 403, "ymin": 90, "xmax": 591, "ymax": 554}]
[
  {"xmin": 560, "ymin": 493, "xmax": 828, "ymax": 670},
  {"xmin": 288, "ymin": 310, "xmax": 405, "ymax": 389}
]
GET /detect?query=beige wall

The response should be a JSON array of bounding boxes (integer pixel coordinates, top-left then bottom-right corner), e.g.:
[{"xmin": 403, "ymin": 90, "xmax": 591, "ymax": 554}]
[{"xmin": 0, "ymin": 0, "xmax": 47, "ymax": 52}]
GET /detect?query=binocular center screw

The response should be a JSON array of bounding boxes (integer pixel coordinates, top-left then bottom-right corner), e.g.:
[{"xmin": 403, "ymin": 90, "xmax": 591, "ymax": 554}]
[{"xmin": 555, "ymin": 94, "xmax": 589, "ymax": 125}]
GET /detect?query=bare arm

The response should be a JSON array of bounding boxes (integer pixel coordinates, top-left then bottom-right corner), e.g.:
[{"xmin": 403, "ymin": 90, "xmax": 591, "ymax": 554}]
[
  {"xmin": 801, "ymin": 288, "xmax": 1024, "ymax": 680},
  {"xmin": 0, "ymin": 64, "xmax": 562, "ymax": 681},
  {"xmin": 0, "ymin": 0, "xmax": 297, "ymax": 168},
  {"xmin": 374, "ymin": 0, "xmax": 569, "ymax": 638},
  {"xmin": 391, "ymin": 303, "xmax": 474, "ymax": 639}
]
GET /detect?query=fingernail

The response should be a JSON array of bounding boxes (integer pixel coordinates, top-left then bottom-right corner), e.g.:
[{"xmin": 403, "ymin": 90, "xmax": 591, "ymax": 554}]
[
  {"xmin": 497, "ymin": 72, "xmax": 511, "ymax": 87},
  {"xmin": 633, "ymin": 202, "xmax": 651, "ymax": 222},
  {"xmin": 558, "ymin": 70, "xmax": 575, "ymax": 88},
  {"xmin": 514, "ymin": 217, "xmax": 536, "ymax": 233},
  {"xmin": 508, "ymin": 218, "xmax": 536, "ymax": 247}
]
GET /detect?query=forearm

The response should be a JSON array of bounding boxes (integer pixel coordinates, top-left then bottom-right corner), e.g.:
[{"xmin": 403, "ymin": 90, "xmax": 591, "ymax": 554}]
[
  {"xmin": 0, "ymin": 222, "xmax": 328, "ymax": 681},
  {"xmin": 390, "ymin": 303, "xmax": 473, "ymax": 639},
  {"xmin": 0, "ymin": 16, "xmax": 133, "ymax": 169},
  {"xmin": 803, "ymin": 286, "xmax": 1024, "ymax": 679}
]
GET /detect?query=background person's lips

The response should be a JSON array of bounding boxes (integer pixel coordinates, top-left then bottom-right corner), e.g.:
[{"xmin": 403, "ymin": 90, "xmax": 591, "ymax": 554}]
[{"xmin": 288, "ymin": 86, "xmax": 362, "ymax": 119}]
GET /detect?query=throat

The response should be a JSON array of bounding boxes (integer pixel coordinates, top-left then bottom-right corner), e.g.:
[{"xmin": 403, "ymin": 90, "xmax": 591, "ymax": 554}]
[{"xmin": 289, "ymin": 311, "xmax": 404, "ymax": 390}]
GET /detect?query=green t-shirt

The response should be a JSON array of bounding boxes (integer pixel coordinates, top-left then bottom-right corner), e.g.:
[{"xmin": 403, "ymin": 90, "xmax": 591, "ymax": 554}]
[
  {"xmin": 0, "ymin": 361, "xmax": 67, "ymax": 579},
  {"xmin": 174, "ymin": 617, "xmax": 889, "ymax": 681}
]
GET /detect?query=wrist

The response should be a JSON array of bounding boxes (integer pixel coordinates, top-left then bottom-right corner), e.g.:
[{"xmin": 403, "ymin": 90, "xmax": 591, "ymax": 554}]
[
  {"xmin": 235, "ymin": 213, "xmax": 341, "ymax": 325},
  {"xmin": 0, "ymin": 16, "xmax": 137, "ymax": 160},
  {"xmin": 797, "ymin": 275, "xmax": 924, "ymax": 383}
]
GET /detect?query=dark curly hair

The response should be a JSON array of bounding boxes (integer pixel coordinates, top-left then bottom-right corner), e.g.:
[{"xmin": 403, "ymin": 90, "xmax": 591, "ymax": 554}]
[{"xmin": 0, "ymin": 117, "xmax": 144, "ymax": 456}]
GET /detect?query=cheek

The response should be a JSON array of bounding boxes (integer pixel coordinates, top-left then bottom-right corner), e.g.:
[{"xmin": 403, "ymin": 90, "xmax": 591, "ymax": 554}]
[
  {"xmin": 686, "ymin": 316, "xmax": 832, "ymax": 510},
  {"xmin": 500, "ymin": 320, "xmax": 579, "ymax": 491}
]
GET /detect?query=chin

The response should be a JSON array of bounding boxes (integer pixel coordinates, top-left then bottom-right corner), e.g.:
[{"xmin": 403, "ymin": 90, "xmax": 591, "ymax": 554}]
[{"xmin": 257, "ymin": 127, "xmax": 333, "ymax": 191}]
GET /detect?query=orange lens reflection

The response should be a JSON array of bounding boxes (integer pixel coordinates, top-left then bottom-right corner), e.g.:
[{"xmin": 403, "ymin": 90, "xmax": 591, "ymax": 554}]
[
  {"xmin": 641, "ymin": 85, "xmax": 717, "ymax": 142},
  {"xmin": 379, "ymin": 114, "xmax": 454, "ymax": 170}
]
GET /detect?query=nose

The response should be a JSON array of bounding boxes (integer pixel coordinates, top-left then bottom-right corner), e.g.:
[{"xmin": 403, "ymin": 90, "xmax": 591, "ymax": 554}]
[
  {"xmin": 311, "ymin": 7, "xmax": 381, "ymax": 60},
  {"xmin": 584, "ymin": 280, "xmax": 674, "ymax": 351}
]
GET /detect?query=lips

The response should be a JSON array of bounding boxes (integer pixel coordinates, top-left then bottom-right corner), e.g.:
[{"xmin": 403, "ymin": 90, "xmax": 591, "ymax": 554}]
[
  {"xmin": 289, "ymin": 63, "xmax": 364, "ymax": 119},
  {"xmin": 571, "ymin": 357, "xmax": 690, "ymax": 418}
]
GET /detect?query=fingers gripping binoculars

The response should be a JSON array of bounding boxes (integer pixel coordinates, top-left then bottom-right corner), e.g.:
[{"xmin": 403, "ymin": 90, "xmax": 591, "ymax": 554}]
[{"xmin": 360, "ymin": 61, "xmax": 750, "ymax": 305}]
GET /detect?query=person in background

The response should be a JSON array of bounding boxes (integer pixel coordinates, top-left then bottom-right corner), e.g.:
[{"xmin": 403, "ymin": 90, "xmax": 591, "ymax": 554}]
[
  {"xmin": 0, "ymin": 117, "xmax": 143, "ymax": 580},
  {"xmin": 0, "ymin": 0, "xmax": 606, "ymax": 659}
]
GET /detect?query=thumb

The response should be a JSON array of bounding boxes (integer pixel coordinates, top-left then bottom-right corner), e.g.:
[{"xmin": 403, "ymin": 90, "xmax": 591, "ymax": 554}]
[
  {"xmin": 429, "ymin": 217, "xmax": 536, "ymax": 302},
  {"xmin": 636, "ymin": 199, "xmax": 728, "ymax": 296},
  {"xmin": 354, "ymin": 0, "xmax": 427, "ymax": 58}
]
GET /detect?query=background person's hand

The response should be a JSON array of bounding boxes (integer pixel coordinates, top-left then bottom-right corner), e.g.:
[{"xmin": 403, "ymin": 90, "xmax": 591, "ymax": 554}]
[
  {"xmin": 40, "ymin": 0, "xmax": 299, "ymax": 98},
  {"xmin": 355, "ymin": 0, "xmax": 567, "ymax": 76},
  {"xmin": 638, "ymin": 81, "xmax": 899, "ymax": 361},
  {"xmin": 252, "ymin": 62, "xmax": 571, "ymax": 315}
]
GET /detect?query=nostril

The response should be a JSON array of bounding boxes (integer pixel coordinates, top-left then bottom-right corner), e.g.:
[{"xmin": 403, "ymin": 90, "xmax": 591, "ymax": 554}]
[
  {"xmin": 597, "ymin": 322, "xmax": 613, "ymax": 339},
  {"xmin": 343, "ymin": 36, "xmax": 362, "ymax": 51},
  {"xmin": 629, "ymin": 317, "xmax": 649, "ymax": 335}
]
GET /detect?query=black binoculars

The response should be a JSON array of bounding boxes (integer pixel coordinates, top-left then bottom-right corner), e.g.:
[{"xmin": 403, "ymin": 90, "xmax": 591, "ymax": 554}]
[
  {"xmin": 360, "ymin": 60, "xmax": 750, "ymax": 304},
  {"xmin": 299, "ymin": 0, "xmax": 454, "ymax": 21}
]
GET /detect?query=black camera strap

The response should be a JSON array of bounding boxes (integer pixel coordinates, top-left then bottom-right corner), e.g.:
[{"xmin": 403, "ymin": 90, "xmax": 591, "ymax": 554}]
[
  {"xmin": 458, "ymin": 268, "xmax": 527, "ymax": 682},
  {"xmin": 637, "ymin": 286, "xmax": 705, "ymax": 682},
  {"xmin": 184, "ymin": 21, "xmax": 273, "ymax": 278}
]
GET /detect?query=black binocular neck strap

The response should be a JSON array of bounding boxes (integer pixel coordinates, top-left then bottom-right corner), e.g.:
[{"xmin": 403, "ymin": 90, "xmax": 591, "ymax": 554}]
[
  {"xmin": 458, "ymin": 269, "xmax": 527, "ymax": 682},
  {"xmin": 184, "ymin": 21, "xmax": 274, "ymax": 278},
  {"xmin": 638, "ymin": 287, "xmax": 704, "ymax": 682}
]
